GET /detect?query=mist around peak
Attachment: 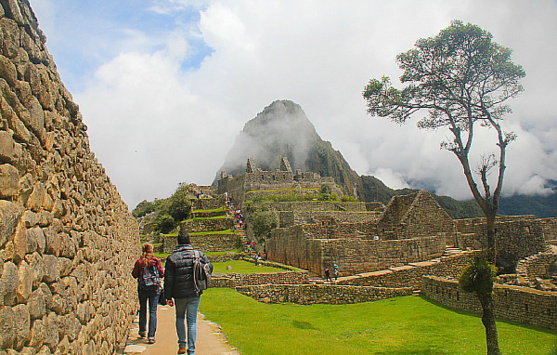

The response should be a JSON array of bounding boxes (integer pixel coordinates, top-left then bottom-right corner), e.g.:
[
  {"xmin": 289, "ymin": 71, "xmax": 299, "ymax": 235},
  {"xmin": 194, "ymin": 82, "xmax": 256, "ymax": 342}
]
[{"xmin": 216, "ymin": 100, "xmax": 322, "ymax": 178}]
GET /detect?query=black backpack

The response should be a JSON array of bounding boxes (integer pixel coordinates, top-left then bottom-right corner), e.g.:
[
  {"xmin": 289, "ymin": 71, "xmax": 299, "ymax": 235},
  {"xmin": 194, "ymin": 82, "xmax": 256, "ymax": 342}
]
[
  {"xmin": 192, "ymin": 250, "xmax": 212, "ymax": 294},
  {"xmin": 139, "ymin": 263, "xmax": 161, "ymax": 291}
]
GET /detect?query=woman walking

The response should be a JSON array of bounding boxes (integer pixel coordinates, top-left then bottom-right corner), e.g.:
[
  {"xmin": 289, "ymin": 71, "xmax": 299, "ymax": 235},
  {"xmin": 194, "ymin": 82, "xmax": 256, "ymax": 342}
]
[{"xmin": 132, "ymin": 243, "xmax": 164, "ymax": 344}]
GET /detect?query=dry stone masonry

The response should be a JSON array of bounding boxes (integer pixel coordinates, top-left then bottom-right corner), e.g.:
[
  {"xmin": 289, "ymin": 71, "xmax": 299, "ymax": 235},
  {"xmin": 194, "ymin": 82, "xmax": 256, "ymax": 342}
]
[
  {"xmin": 421, "ymin": 276, "xmax": 557, "ymax": 331},
  {"xmin": 0, "ymin": 1, "xmax": 139, "ymax": 354}
]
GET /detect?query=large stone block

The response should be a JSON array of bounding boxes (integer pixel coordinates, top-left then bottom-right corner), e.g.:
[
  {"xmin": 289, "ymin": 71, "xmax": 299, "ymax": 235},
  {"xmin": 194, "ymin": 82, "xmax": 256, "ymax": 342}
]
[
  {"xmin": 0, "ymin": 55, "xmax": 17, "ymax": 87},
  {"xmin": 0, "ymin": 306, "xmax": 16, "ymax": 348},
  {"xmin": 0, "ymin": 261, "xmax": 18, "ymax": 306},
  {"xmin": 0, "ymin": 200, "xmax": 22, "ymax": 248},
  {"xmin": 27, "ymin": 283, "xmax": 51, "ymax": 320},
  {"xmin": 0, "ymin": 163, "xmax": 19, "ymax": 198},
  {"xmin": 16, "ymin": 260, "xmax": 33, "ymax": 302},
  {"xmin": 28, "ymin": 313, "xmax": 59, "ymax": 351},
  {"xmin": 12, "ymin": 303, "xmax": 30, "ymax": 350}
]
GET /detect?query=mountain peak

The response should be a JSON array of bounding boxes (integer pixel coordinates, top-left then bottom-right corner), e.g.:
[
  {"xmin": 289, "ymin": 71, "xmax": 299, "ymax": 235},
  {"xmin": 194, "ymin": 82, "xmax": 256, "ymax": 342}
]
[{"xmin": 217, "ymin": 100, "xmax": 320, "ymax": 177}]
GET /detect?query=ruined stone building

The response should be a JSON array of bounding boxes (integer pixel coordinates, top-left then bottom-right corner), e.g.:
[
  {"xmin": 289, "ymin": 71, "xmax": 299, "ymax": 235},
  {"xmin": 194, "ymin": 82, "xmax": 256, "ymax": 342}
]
[
  {"xmin": 217, "ymin": 157, "xmax": 336, "ymax": 206},
  {"xmin": 267, "ymin": 191, "xmax": 455, "ymax": 276},
  {"xmin": 0, "ymin": 2, "xmax": 139, "ymax": 354},
  {"xmin": 219, "ymin": 160, "xmax": 553, "ymax": 280}
]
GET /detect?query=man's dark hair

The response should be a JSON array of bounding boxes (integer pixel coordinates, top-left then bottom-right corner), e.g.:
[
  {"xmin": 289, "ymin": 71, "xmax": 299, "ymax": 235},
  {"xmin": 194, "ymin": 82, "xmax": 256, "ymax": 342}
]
[{"xmin": 177, "ymin": 230, "xmax": 191, "ymax": 245}]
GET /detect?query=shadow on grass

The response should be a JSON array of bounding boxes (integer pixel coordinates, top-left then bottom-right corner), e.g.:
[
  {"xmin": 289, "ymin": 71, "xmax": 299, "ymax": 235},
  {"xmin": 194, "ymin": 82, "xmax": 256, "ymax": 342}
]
[
  {"xmin": 292, "ymin": 320, "xmax": 319, "ymax": 331},
  {"xmin": 419, "ymin": 295, "xmax": 557, "ymax": 335}
]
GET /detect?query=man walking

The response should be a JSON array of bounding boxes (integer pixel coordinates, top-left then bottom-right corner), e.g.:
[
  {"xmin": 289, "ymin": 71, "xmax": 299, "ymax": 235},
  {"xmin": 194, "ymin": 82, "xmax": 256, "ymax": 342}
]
[{"xmin": 165, "ymin": 231, "xmax": 213, "ymax": 355}]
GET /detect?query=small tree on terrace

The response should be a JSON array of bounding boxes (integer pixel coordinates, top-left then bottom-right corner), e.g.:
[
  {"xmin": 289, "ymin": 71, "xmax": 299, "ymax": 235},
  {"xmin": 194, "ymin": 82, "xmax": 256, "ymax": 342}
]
[{"xmin": 362, "ymin": 21, "xmax": 525, "ymax": 355}]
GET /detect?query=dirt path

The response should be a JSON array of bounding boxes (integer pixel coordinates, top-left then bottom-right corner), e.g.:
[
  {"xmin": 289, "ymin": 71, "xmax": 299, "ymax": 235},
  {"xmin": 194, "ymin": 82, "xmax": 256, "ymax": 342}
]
[{"xmin": 123, "ymin": 305, "xmax": 239, "ymax": 355}]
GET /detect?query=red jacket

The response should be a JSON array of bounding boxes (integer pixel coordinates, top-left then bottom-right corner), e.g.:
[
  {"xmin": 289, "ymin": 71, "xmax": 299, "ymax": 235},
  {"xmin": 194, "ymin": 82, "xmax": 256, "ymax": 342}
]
[{"xmin": 132, "ymin": 256, "xmax": 164, "ymax": 279}]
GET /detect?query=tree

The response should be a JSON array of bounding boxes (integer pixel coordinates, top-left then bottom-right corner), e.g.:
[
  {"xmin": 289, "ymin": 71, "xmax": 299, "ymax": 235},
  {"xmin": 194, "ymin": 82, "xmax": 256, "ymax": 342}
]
[
  {"xmin": 132, "ymin": 200, "xmax": 155, "ymax": 218},
  {"xmin": 362, "ymin": 21, "xmax": 525, "ymax": 355},
  {"xmin": 167, "ymin": 183, "xmax": 193, "ymax": 221}
]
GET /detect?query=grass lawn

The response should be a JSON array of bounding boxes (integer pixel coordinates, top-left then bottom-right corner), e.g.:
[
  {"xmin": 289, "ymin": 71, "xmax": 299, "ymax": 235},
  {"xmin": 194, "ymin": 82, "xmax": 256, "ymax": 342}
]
[
  {"xmin": 199, "ymin": 288, "xmax": 557, "ymax": 355},
  {"xmin": 212, "ymin": 260, "xmax": 288, "ymax": 274}
]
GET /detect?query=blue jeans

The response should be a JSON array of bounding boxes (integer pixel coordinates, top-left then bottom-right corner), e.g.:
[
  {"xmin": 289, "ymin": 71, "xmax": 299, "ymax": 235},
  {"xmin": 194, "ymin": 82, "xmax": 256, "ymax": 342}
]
[
  {"xmin": 138, "ymin": 290, "xmax": 160, "ymax": 338},
  {"xmin": 175, "ymin": 296, "xmax": 201, "ymax": 354}
]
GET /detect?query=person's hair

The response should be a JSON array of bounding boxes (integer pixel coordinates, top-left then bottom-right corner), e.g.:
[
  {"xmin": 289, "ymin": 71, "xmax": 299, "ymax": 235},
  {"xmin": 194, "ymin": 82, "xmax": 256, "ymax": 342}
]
[
  {"xmin": 177, "ymin": 230, "xmax": 191, "ymax": 245},
  {"xmin": 140, "ymin": 243, "xmax": 154, "ymax": 268}
]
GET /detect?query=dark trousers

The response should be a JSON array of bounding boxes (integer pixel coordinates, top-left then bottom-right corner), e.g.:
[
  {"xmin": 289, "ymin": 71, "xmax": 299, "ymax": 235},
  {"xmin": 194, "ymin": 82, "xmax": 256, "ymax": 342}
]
[{"xmin": 138, "ymin": 290, "xmax": 160, "ymax": 338}]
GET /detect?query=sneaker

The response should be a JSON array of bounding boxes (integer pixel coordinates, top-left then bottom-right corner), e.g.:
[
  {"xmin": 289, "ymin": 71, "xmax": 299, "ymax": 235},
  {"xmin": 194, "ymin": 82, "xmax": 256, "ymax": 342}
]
[
  {"xmin": 147, "ymin": 338, "xmax": 155, "ymax": 344},
  {"xmin": 177, "ymin": 347, "xmax": 187, "ymax": 354},
  {"xmin": 138, "ymin": 331, "xmax": 146, "ymax": 339}
]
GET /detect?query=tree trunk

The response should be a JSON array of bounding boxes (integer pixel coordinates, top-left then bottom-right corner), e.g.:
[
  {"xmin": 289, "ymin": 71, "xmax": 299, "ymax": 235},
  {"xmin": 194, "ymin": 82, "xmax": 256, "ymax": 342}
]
[
  {"xmin": 478, "ymin": 210, "xmax": 501, "ymax": 355},
  {"xmin": 485, "ymin": 212, "xmax": 497, "ymax": 263},
  {"xmin": 477, "ymin": 289, "xmax": 501, "ymax": 355}
]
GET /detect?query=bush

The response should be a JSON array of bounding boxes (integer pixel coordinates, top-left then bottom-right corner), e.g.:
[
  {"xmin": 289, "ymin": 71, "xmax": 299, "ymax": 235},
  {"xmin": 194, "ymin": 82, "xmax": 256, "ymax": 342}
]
[
  {"xmin": 155, "ymin": 214, "xmax": 175, "ymax": 234},
  {"xmin": 250, "ymin": 210, "xmax": 279, "ymax": 239},
  {"xmin": 459, "ymin": 257, "xmax": 497, "ymax": 294},
  {"xmin": 132, "ymin": 200, "xmax": 155, "ymax": 218}
]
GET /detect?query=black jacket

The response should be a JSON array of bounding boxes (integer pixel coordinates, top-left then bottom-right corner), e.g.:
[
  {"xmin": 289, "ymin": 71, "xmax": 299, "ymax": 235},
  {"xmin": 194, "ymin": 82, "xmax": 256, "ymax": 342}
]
[{"xmin": 164, "ymin": 244, "xmax": 213, "ymax": 299}]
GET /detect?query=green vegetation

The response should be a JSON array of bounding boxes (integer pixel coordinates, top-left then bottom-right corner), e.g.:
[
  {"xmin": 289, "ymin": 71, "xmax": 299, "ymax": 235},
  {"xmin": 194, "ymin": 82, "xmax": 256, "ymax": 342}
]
[
  {"xmin": 153, "ymin": 252, "xmax": 170, "ymax": 260},
  {"xmin": 132, "ymin": 182, "xmax": 194, "ymax": 233},
  {"xmin": 192, "ymin": 207, "xmax": 228, "ymax": 214},
  {"xmin": 190, "ymin": 229, "xmax": 235, "ymax": 236},
  {"xmin": 205, "ymin": 249, "xmax": 242, "ymax": 256},
  {"xmin": 212, "ymin": 260, "xmax": 288, "ymax": 274},
  {"xmin": 200, "ymin": 289, "xmax": 557, "ymax": 355}
]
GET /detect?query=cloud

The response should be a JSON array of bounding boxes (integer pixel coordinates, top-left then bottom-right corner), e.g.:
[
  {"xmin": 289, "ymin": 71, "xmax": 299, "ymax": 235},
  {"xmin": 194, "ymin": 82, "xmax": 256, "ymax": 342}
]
[{"xmin": 31, "ymin": 0, "xmax": 557, "ymax": 208}]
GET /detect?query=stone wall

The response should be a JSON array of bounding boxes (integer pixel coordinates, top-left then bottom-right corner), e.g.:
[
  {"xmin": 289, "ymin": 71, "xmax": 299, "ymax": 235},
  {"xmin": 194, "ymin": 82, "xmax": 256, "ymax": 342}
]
[
  {"xmin": 212, "ymin": 271, "xmax": 309, "ymax": 288},
  {"xmin": 285, "ymin": 210, "xmax": 381, "ymax": 227},
  {"xmin": 340, "ymin": 251, "xmax": 480, "ymax": 289},
  {"xmin": 270, "ymin": 201, "xmax": 367, "ymax": 212},
  {"xmin": 540, "ymin": 217, "xmax": 557, "ymax": 241},
  {"xmin": 515, "ymin": 252, "xmax": 557, "ymax": 282},
  {"xmin": 318, "ymin": 236, "xmax": 446, "ymax": 276},
  {"xmin": 191, "ymin": 197, "xmax": 223, "ymax": 211},
  {"xmin": 268, "ymin": 223, "xmax": 446, "ymax": 276},
  {"xmin": 163, "ymin": 233, "xmax": 241, "ymax": 253},
  {"xmin": 0, "ymin": 1, "xmax": 139, "ymax": 354},
  {"xmin": 453, "ymin": 216, "xmax": 547, "ymax": 268},
  {"xmin": 235, "ymin": 284, "xmax": 413, "ymax": 305},
  {"xmin": 267, "ymin": 225, "xmax": 324, "ymax": 274},
  {"xmin": 180, "ymin": 217, "xmax": 235, "ymax": 234},
  {"xmin": 421, "ymin": 276, "xmax": 557, "ymax": 331}
]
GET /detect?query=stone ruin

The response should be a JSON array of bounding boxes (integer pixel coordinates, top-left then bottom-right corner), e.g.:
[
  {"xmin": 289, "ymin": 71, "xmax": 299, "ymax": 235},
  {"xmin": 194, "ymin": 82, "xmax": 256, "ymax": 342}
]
[
  {"xmin": 217, "ymin": 156, "xmax": 337, "ymax": 206},
  {"xmin": 213, "ymin": 157, "xmax": 557, "ymax": 330},
  {"xmin": 0, "ymin": 1, "xmax": 139, "ymax": 354}
]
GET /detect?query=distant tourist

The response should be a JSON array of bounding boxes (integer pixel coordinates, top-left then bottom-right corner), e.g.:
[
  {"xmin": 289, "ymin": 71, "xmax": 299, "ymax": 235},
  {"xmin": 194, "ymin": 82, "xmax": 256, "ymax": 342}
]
[
  {"xmin": 333, "ymin": 263, "xmax": 339, "ymax": 281},
  {"xmin": 324, "ymin": 268, "xmax": 331, "ymax": 282},
  {"xmin": 132, "ymin": 243, "xmax": 164, "ymax": 344},
  {"xmin": 164, "ymin": 231, "xmax": 213, "ymax": 355}
]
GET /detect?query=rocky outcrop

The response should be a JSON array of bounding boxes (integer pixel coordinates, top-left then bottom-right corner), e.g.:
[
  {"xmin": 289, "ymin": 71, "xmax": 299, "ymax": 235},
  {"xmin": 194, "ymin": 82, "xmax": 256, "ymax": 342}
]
[{"xmin": 0, "ymin": 1, "xmax": 139, "ymax": 354}]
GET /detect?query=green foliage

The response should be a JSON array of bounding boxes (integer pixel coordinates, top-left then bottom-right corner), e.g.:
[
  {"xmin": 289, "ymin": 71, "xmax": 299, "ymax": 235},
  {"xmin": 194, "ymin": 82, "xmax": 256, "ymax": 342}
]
[
  {"xmin": 167, "ymin": 182, "xmax": 192, "ymax": 221},
  {"xmin": 363, "ymin": 20, "xmax": 525, "ymax": 128},
  {"xmin": 200, "ymin": 289, "xmax": 556, "ymax": 355},
  {"xmin": 190, "ymin": 229, "xmax": 235, "ymax": 236},
  {"xmin": 459, "ymin": 258, "xmax": 498, "ymax": 294},
  {"xmin": 132, "ymin": 181, "xmax": 196, "ymax": 231},
  {"xmin": 250, "ymin": 210, "xmax": 279, "ymax": 239},
  {"xmin": 132, "ymin": 200, "xmax": 155, "ymax": 218},
  {"xmin": 340, "ymin": 195, "xmax": 359, "ymax": 202},
  {"xmin": 155, "ymin": 214, "xmax": 175, "ymax": 234},
  {"xmin": 212, "ymin": 260, "xmax": 288, "ymax": 274}
]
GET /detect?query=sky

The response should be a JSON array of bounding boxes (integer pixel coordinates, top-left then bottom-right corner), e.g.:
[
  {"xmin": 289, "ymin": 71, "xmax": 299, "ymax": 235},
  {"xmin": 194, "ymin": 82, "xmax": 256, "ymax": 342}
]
[{"xmin": 28, "ymin": 0, "xmax": 557, "ymax": 209}]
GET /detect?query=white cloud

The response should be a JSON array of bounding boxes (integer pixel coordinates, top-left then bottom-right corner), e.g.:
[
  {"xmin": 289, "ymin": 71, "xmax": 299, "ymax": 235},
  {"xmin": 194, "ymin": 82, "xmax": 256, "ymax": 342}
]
[{"xmin": 31, "ymin": 0, "xmax": 557, "ymax": 208}]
